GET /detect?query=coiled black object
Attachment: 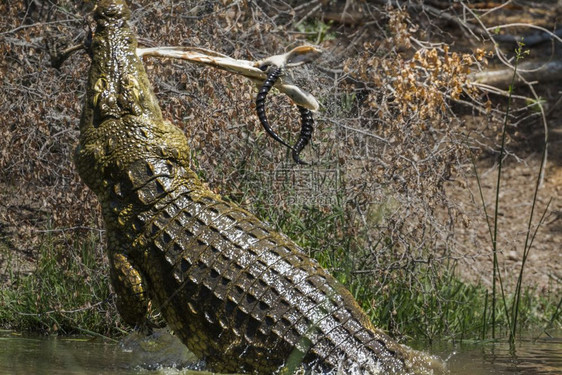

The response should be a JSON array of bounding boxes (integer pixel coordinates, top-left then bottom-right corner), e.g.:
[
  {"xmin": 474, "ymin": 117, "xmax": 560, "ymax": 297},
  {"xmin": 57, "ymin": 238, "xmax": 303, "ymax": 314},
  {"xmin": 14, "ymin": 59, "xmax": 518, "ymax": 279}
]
[
  {"xmin": 292, "ymin": 105, "xmax": 314, "ymax": 165},
  {"xmin": 256, "ymin": 65, "xmax": 315, "ymax": 164},
  {"xmin": 256, "ymin": 66, "xmax": 292, "ymax": 149}
]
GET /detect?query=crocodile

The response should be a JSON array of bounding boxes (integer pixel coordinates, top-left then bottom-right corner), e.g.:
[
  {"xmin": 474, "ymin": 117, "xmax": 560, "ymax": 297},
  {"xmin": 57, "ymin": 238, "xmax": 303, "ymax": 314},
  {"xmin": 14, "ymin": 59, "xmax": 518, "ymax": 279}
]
[{"xmin": 73, "ymin": 0, "xmax": 444, "ymax": 373}]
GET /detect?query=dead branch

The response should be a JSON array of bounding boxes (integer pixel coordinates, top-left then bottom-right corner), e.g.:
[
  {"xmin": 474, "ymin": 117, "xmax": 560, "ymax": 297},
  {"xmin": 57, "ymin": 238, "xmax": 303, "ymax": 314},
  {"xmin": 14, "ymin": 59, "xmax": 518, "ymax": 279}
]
[
  {"xmin": 469, "ymin": 60, "xmax": 562, "ymax": 89},
  {"xmin": 492, "ymin": 28, "xmax": 562, "ymax": 47}
]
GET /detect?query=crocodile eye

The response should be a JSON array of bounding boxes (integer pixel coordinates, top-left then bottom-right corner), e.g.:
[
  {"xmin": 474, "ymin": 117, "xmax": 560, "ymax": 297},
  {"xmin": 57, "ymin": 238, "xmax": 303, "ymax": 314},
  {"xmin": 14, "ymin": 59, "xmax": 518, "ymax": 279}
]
[
  {"xmin": 123, "ymin": 74, "xmax": 142, "ymax": 102},
  {"xmin": 93, "ymin": 77, "xmax": 108, "ymax": 107},
  {"xmin": 124, "ymin": 75, "xmax": 139, "ymax": 89},
  {"xmin": 94, "ymin": 77, "xmax": 108, "ymax": 93}
]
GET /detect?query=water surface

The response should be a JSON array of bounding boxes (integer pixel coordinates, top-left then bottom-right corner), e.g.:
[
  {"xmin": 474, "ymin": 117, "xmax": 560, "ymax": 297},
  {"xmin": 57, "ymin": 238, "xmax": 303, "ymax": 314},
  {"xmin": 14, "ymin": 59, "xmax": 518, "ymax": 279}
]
[
  {"xmin": 431, "ymin": 333, "xmax": 562, "ymax": 374},
  {"xmin": 0, "ymin": 329, "xmax": 206, "ymax": 375},
  {"xmin": 1, "ymin": 329, "xmax": 560, "ymax": 374}
]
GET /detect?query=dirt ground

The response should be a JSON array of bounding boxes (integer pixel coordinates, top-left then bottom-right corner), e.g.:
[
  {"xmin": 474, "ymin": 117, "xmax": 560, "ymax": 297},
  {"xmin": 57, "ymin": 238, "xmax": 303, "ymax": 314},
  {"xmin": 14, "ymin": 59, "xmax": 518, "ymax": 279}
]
[
  {"xmin": 447, "ymin": 33, "xmax": 562, "ymax": 294},
  {"xmin": 448, "ymin": 151, "xmax": 562, "ymax": 295}
]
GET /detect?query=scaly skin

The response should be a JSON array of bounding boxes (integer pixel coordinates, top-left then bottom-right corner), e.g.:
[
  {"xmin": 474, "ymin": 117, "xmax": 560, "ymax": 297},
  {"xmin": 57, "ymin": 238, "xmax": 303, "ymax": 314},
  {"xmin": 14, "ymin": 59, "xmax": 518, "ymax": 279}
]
[{"xmin": 75, "ymin": 1, "xmax": 443, "ymax": 373}]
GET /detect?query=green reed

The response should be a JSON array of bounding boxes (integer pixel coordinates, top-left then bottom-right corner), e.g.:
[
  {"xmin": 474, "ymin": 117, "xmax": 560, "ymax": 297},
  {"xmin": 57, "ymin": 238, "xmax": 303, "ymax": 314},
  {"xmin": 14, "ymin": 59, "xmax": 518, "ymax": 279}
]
[{"xmin": 472, "ymin": 42, "xmax": 552, "ymax": 344}]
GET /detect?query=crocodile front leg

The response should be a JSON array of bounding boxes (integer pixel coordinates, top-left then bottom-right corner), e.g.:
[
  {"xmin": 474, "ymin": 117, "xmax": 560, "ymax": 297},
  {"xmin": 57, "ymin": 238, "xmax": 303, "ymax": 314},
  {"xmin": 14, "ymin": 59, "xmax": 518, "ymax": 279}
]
[{"xmin": 107, "ymin": 240, "xmax": 150, "ymax": 328}]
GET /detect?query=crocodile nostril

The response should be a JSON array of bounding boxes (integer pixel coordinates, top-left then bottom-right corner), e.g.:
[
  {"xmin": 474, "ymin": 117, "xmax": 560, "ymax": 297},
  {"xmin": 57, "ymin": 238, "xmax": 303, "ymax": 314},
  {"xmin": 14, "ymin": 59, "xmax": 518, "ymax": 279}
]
[{"xmin": 96, "ymin": 0, "xmax": 130, "ymax": 22}]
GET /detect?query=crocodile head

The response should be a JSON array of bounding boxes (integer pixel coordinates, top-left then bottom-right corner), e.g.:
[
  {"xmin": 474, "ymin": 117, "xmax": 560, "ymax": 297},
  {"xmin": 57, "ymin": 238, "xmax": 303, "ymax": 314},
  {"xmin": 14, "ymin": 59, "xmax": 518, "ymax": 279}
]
[
  {"xmin": 84, "ymin": 0, "xmax": 158, "ymax": 124},
  {"xmin": 76, "ymin": 0, "xmax": 191, "ymax": 202}
]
